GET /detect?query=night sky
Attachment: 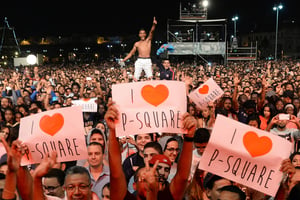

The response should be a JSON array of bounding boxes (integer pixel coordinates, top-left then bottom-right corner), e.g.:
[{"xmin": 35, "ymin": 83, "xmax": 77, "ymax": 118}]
[{"xmin": 0, "ymin": 0, "xmax": 299, "ymax": 38}]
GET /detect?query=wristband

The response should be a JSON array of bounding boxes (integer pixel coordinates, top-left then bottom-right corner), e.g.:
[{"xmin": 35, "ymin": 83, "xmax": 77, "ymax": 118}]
[{"xmin": 184, "ymin": 136, "xmax": 194, "ymax": 142}]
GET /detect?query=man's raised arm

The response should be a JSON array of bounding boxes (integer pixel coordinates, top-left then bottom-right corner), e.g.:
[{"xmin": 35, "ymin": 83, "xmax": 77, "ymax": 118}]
[
  {"xmin": 169, "ymin": 113, "xmax": 196, "ymax": 200},
  {"xmin": 105, "ymin": 100, "xmax": 128, "ymax": 199},
  {"xmin": 147, "ymin": 17, "xmax": 157, "ymax": 41}
]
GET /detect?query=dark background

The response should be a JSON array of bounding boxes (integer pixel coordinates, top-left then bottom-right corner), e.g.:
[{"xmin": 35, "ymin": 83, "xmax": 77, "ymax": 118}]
[{"xmin": 0, "ymin": 0, "xmax": 299, "ymax": 37}]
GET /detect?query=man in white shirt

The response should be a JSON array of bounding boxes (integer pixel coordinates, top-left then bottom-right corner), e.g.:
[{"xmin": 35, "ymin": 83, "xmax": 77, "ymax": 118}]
[{"xmin": 266, "ymin": 113, "xmax": 300, "ymax": 152}]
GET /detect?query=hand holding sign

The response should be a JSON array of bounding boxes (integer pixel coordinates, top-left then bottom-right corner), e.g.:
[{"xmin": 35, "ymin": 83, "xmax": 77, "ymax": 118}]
[
  {"xmin": 188, "ymin": 78, "xmax": 224, "ymax": 109},
  {"xmin": 182, "ymin": 112, "xmax": 197, "ymax": 137},
  {"xmin": 199, "ymin": 115, "xmax": 292, "ymax": 197},
  {"xmin": 112, "ymin": 81, "xmax": 187, "ymax": 137},
  {"xmin": 18, "ymin": 107, "xmax": 88, "ymax": 166},
  {"xmin": 1, "ymin": 137, "xmax": 27, "ymax": 173}
]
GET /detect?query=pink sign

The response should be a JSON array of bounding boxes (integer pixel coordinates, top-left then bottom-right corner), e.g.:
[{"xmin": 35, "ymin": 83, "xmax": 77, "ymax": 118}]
[
  {"xmin": 199, "ymin": 114, "xmax": 292, "ymax": 197},
  {"xmin": 188, "ymin": 78, "xmax": 224, "ymax": 108},
  {"xmin": 72, "ymin": 98, "xmax": 98, "ymax": 112},
  {"xmin": 112, "ymin": 80, "xmax": 187, "ymax": 137},
  {"xmin": 18, "ymin": 106, "xmax": 88, "ymax": 166}
]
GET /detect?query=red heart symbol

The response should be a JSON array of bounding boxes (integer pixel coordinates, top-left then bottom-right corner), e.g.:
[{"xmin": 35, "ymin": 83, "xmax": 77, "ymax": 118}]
[
  {"xmin": 141, "ymin": 84, "xmax": 169, "ymax": 107},
  {"xmin": 198, "ymin": 85, "xmax": 209, "ymax": 94},
  {"xmin": 243, "ymin": 131, "xmax": 272, "ymax": 158},
  {"xmin": 82, "ymin": 98, "xmax": 90, "ymax": 102},
  {"xmin": 39, "ymin": 113, "xmax": 64, "ymax": 136}
]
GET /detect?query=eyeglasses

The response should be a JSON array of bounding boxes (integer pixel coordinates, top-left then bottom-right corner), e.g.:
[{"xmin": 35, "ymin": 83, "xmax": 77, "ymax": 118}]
[
  {"xmin": 165, "ymin": 148, "xmax": 180, "ymax": 153},
  {"xmin": 43, "ymin": 185, "xmax": 61, "ymax": 191},
  {"xmin": 65, "ymin": 184, "xmax": 90, "ymax": 192}
]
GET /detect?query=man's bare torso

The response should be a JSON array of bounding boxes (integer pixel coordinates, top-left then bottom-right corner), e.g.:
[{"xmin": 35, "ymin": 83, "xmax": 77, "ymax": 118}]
[{"xmin": 135, "ymin": 40, "xmax": 152, "ymax": 58}]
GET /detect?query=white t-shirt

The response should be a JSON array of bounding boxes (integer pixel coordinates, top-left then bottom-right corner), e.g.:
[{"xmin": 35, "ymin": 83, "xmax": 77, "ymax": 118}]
[
  {"xmin": 270, "ymin": 127, "xmax": 300, "ymax": 152},
  {"xmin": 189, "ymin": 149, "xmax": 202, "ymax": 181}
]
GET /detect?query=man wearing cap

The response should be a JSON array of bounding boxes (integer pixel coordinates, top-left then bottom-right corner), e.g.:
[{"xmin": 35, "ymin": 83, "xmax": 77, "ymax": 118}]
[
  {"xmin": 104, "ymin": 100, "xmax": 197, "ymax": 200},
  {"xmin": 149, "ymin": 154, "xmax": 172, "ymax": 190}
]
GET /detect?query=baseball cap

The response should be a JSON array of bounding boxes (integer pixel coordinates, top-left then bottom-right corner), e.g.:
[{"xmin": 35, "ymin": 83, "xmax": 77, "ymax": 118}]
[{"xmin": 149, "ymin": 154, "xmax": 172, "ymax": 167}]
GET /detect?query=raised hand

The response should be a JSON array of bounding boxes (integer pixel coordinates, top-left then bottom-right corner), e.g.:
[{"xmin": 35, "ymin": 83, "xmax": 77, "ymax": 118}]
[
  {"xmin": 143, "ymin": 159, "xmax": 159, "ymax": 193},
  {"xmin": 233, "ymin": 74, "xmax": 240, "ymax": 86},
  {"xmin": 32, "ymin": 151, "xmax": 57, "ymax": 178},
  {"xmin": 153, "ymin": 17, "xmax": 157, "ymax": 25},
  {"xmin": 181, "ymin": 112, "xmax": 197, "ymax": 137},
  {"xmin": 104, "ymin": 98, "xmax": 119, "ymax": 131},
  {"xmin": 280, "ymin": 158, "xmax": 296, "ymax": 181},
  {"xmin": 1, "ymin": 138, "xmax": 26, "ymax": 172}
]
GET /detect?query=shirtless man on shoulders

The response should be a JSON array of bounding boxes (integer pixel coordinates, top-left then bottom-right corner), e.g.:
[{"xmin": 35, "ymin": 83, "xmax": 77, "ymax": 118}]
[{"xmin": 122, "ymin": 17, "xmax": 157, "ymax": 81}]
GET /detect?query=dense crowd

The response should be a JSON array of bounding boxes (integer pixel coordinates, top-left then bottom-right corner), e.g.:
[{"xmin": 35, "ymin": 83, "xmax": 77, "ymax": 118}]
[{"xmin": 0, "ymin": 58, "xmax": 299, "ymax": 200}]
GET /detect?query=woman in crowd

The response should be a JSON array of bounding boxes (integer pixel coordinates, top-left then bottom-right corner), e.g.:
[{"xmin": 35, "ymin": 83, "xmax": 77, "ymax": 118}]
[{"xmin": 259, "ymin": 103, "xmax": 276, "ymax": 130}]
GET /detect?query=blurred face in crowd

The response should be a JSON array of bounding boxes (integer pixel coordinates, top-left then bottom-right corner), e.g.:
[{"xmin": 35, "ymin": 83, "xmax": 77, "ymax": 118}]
[
  {"xmin": 0, "ymin": 127, "xmax": 9, "ymax": 140},
  {"xmin": 58, "ymin": 86, "xmax": 65, "ymax": 95},
  {"xmin": 17, "ymin": 97, "xmax": 24, "ymax": 105},
  {"xmin": 276, "ymin": 100, "xmax": 284, "ymax": 111},
  {"xmin": 18, "ymin": 106, "xmax": 27, "ymax": 116},
  {"xmin": 201, "ymin": 107, "xmax": 210, "ymax": 119},
  {"xmin": 1, "ymin": 98, "xmax": 9, "ymax": 109},
  {"xmin": 251, "ymin": 93, "xmax": 258, "ymax": 104},
  {"xmin": 135, "ymin": 134, "xmax": 152, "ymax": 152},
  {"xmin": 0, "ymin": 163, "xmax": 8, "ymax": 174},
  {"xmin": 277, "ymin": 119, "xmax": 287, "ymax": 129},
  {"xmin": 95, "ymin": 122, "xmax": 106, "ymax": 134},
  {"xmin": 162, "ymin": 60, "xmax": 171, "ymax": 69},
  {"xmin": 143, "ymin": 147, "xmax": 160, "ymax": 163},
  {"xmin": 219, "ymin": 190, "xmax": 240, "ymax": 200},
  {"xmin": 53, "ymin": 103, "xmax": 62, "ymax": 109},
  {"xmin": 99, "ymin": 104, "xmax": 106, "ymax": 115},
  {"xmin": 101, "ymin": 185, "xmax": 110, "ymax": 200},
  {"xmin": 89, "ymin": 133, "xmax": 105, "ymax": 147},
  {"xmin": 195, "ymin": 142, "xmax": 207, "ymax": 156},
  {"xmin": 292, "ymin": 154, "xmax": 300, "ymax": 167},
  {"xmin": 33, "ymin": 66, "xmax": 39, "ymax": 74},
  {"xmin": 72, "ymin": 85, "xmax": 79, "ymax": 94},
  {"xmin": 248, "ymin": 120, "xmax": 259, "ymax": 128},
  {"xmin": 286, "ymin": 84, "xmax": 294, "ymax": 91},
  {"xmin": 4, "ymin": 109, "xmax": 14, "ymax": 123},
  {"xmin": 65, "ymin": 98, "xmax": 73, "ymax": 106},
  {"xmin": 223, "ymin": 99, "xmax": 232, "ymax": 110},
  {"xmin": 263, "ymin": 106, "xmax": 271, "ymax": 118},
  {"xmin": 156, "ymin": 162, "xmax": 170, "ymax": 183},
  {"xmin": 87, "ymin": 144, "xmax": 103, "ymax": 168},
  {"xmin": 64, "ymin": 173, "xmax": 92, "ymax": 200},
  {"xmin": 188, "ymin": 105, "xmax": 196, "ymax": 116},
  {"xmin": 15, "ymin": 112, "xmax": 22, "ymax": 122},
  {"xmin": 164, "ymin": 140, "xmax": 179, "ymax": 163},
  {"xmin": 42, "ymin": 177, "xmax": 65, "ymax": 198},
  {"xmin": 293, "ymin": 98, "xmax": 300, "ymax": 109},
  {"xmin": 286, "ymin": 107, "xmax": 294, "ymax": 115},
  {"xmin": 206, "ymin": 179, "xmax": 232, "ymax": 200}
]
